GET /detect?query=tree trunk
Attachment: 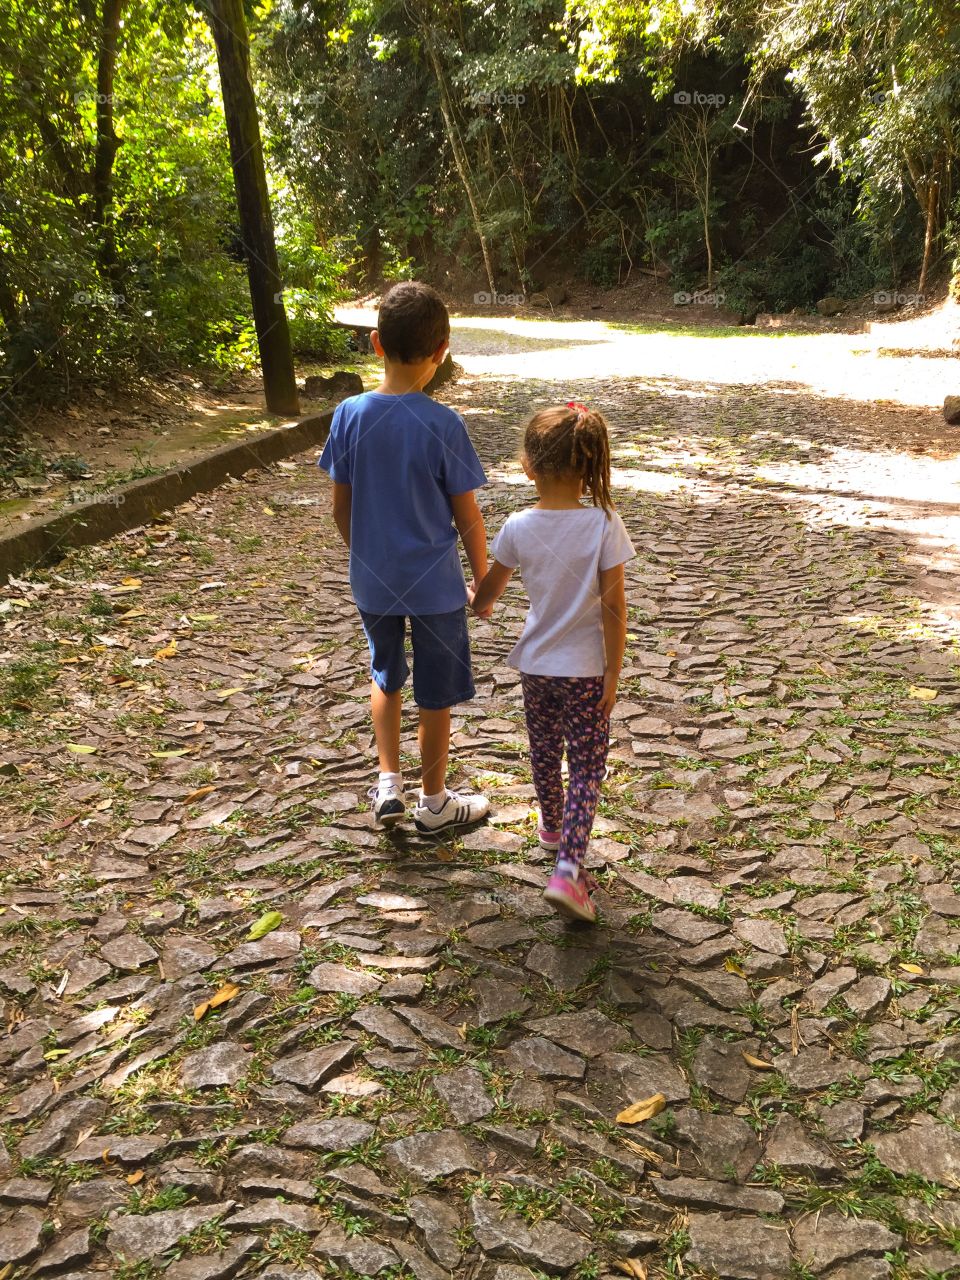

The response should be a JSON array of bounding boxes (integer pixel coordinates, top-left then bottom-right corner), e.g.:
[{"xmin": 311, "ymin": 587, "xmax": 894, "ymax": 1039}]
[
  {"xmin": 92, "ymin": 0, "xmax": 126, "ymax": 286},
  {"xmin": 208, "ymin": 0, "xmax": 300, "ymax": 416},
  {"xmin": 918, "ymin": 160, "xmax": 940, "ymax": 297},
  {"xmin": 419, "ymin": 29, "xmax": 496, "ymax": 296}
]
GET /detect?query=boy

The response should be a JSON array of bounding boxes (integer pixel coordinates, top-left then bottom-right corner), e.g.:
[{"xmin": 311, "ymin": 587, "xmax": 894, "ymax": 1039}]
[{"xmin": 319, "ymin": 281, "xmax": 490, "ymax": 833}]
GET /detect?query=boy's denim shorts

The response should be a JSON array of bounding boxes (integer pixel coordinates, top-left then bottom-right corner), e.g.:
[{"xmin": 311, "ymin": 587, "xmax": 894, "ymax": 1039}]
[{"xmin": 358, "ymin": 607, "xmax": 475, "ymax": 710}]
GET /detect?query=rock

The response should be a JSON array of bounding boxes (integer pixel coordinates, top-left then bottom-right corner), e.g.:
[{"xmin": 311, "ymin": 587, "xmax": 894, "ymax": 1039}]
[
  {"xmin": 0, "ymin": 1206, "xmax": 45, "ymax": 1263},
  {"xmin": 0, "ymin": 1177, "xmax": 54, "ymax": 1203},
  {"xmin": 99, "ymin": 934, "xmax": 157, "ymax": 971},
  {"xmin": 778, "ymin": 1046, "xmax": 870, "ymax": 1092},
  {"xmin": 392, "ymin": 1239, "xmax": 453, "ymax": 1280},
  {"xmin": 108, "ymin": 1202, "xmax": 235, "ymax": 1260},
  {"xmin": 655, "ymin": 1176, "xmax": 784, "ymax": 1215},
  {"xmin": 691, "ymin": 1035, "xmax": 754, "ymax": 1102},
  {"xmin": 221, "ymin": 931, "xmax": 301, "ymax": 968},
  {"xmin": 164, "ymin": 1235, "xmax": 260, "ymax": 1280},
  {"xmin": 793, "ymin": 1210, "xmax": 901, "ymax": 1272},
  {"xmin": 525, "ymin": 1010, "xmax": 628, "ymax": 1057},
  {"xmin": 817, "ymin": 296, "xmax": 845, "ymax": 316},
  {"xmin": 686, "ymin": 1212, "xmax": 791, "ymax": 1278},
  {"xmin": 384, "ymin": 1130, "xmax": 481, "ymax": 1181},
  {"xmin": 407, "ymin": 1194, "xmax": 462, "ymax": 1268},
  {"xmin": 60, "ymin": 1177, "xmax": 128, "ymax": 1220},
  {"xmin": 545, "ymin": 284, "xmax": 567, "ymax": 306},
  {"xmin": 314, "ymin": 1225, "xmax": 398, "ymax": 1273},
  {"xmin": 225, "ymin": 1200, "xmax": 322, "ymax": 1233},
  {"xmin": 874, "ymin": 1123, "xmax": 960, "ymax": 1186},
  {"xmin": 161, "ymin": 935, "xmax": 218, "ymax": 979},
  {"xmin": 182, "ymin": 1042, "xmax": 253, "ymax": 1090},
  {"xmin": 820, "ymin": 1100, "xmax": 865, "ymax": 1142},
  {"xmin": 469, "ymin": 1196, "xmax": 591, "ymax": 1272},
  {"xmin": 283, "ymin": 1117, "xmax": 374, "ymax": 1151},
  {"xmin": 398, "ymin": 1007, "xmax": 464, "ymax": 1050},
  {"xmin": 672, "ymin": 1108, "xmax": 761, "ymax": 1180},
  {"xmin": 303, "ymin": 371, "xmax": 364, "ymax": 400},
  {"xmin": 31, "ymin": 1227, "xmax": 91, "ymax": 1274},
  {"xmin": 595, "ymin": 1051, "xmax": 690, "ymax": 1106},
  {"xmin": 353, "ymin": 1005, "xmax": 423, "ymax": 1051},
  {"xmin": 424, "ymin": 352, "xmax": 461, "ymax": 393},
  {"xmin": 503, "ymin": 1036, "xmax": 586, "ymax": 1080},
  {"xmin": 433, "ymin": 1066, "xmax": 494, "ymax": 1124},
  {"xmin": 307, "ymin": 962, "xmax": 382, "ymax": 996},
  {"xmin": 732, "ymin": 918, "xmax": 789, "ymax": 955},
  {"xmin": 529, "ymin": 292, "xmax": 550, "ymax": 308},
  {"xmin": 270, "ymin": 1040, "xmax": 354, "ymax": 1090},
  {"xmin": 475, "ymin": 978, "xmax": 530, "ymax": 1025},
  {"xmin": 62, "ymin": 957, "xmax": 111, "ymax": 995},
  {"xmin": 73, "ymin": 1135, "xmax": 166, "ymax": 1164},
  {"xmin": 763, "ymin": 1114, "xmax": 839, "ymax": 1176},
  {"xmin": 943, "ymin": 395, "xmax": 960, "ymax": 425},
  {"xmin": 19, "ymin": 1098, "xmax": 106, "ymax": 1159},
  {"xmin": 140, "ymin": 902, "xmax": 186, "ymax": 935},
  {"xmin": 524, "ymin": 943, "xmax": 596, "ymax": 990},
  {"xmin": 844, "ymin": 976, "xmax": 891, "ymax": 1020}
]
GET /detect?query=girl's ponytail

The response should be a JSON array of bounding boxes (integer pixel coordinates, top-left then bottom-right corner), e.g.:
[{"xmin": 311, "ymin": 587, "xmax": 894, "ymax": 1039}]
[{"xmin": 524, "ymin": 402, "xmax": 614, "ymax": 514}]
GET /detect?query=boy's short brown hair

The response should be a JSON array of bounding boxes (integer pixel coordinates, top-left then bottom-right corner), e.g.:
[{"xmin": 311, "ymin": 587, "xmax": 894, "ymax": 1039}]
[{"xmin": 377, "ymin": 282, "xmax": 450, "ymax": 363}]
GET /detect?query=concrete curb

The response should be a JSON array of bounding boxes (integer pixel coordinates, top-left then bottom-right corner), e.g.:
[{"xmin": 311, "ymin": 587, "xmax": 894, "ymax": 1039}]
[{"xmin": 0, "ymin": 409, "xmax": 334, "ymax": 581}]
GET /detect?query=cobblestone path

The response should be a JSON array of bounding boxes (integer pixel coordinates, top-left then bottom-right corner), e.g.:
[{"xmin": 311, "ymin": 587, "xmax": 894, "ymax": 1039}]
[{"xmin": 1, "ymin": 341, "xmax": 958, "ymax": 1280}]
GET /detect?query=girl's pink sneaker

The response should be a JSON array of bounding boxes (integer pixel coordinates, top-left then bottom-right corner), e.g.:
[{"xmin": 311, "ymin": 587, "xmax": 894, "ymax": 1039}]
[
  {"xmin": 538, "ymin": 827, "xmax": 561, "ymax": 851},
  {"xmin": 544, "ymin": 870, "xmax": 597, "ymax": 923}
]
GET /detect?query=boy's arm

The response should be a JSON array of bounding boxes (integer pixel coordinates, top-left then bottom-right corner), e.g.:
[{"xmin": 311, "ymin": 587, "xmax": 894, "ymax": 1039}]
[
  {"xmin": 332, "ymin": 482, "xmax": 352, "ymax": 548},
  {"xmin": 449, "ymin": 490, "xmax": 488, "ymax": 587},
  {"xmin": 471, "ymin": 560, "xmax": 514, "ymax": 617},
  {"xmin": 598, "ymin": 563, "xmax": 627, "ymax": 717}
]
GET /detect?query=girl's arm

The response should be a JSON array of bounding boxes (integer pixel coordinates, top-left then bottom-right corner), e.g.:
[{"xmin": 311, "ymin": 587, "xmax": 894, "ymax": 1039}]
[
  {"xmin": 471, "ymin": 560, "xmax": 514, "ymax": 619},
  {"xmin": 598, "ymin": 562, "xmax": 627, "ymax": 716}
]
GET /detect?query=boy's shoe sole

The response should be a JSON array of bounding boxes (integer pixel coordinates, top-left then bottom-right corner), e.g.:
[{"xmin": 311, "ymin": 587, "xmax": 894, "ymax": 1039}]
[
  {"xmin": 368, "ymin": 788, "xmax": 406, "ymax": 827},
  {"xmin": 413, "ymin": 791, "xmax": 490, "ymax": 833},
  {"xmin": 544, "ymin": 872, "xmax": 597, "ymax": 924}
]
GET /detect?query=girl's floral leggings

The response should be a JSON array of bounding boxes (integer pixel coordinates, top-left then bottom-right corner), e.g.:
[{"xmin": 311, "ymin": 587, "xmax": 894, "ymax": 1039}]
[{"xmin": 520, "ymin": 673, "xmax": 610, "ymax": 869}]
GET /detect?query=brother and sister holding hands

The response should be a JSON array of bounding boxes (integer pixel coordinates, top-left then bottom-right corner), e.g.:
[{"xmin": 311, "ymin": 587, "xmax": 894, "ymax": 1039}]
[{"xmin": 320, "ymin": 282, "xmax": 635, "ymax": 924}]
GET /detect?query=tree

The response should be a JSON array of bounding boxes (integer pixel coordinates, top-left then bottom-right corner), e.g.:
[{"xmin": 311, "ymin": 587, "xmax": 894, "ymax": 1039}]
[{"xmin": 207, "ymin": 0, "xmax": 299, "ymax": 415}]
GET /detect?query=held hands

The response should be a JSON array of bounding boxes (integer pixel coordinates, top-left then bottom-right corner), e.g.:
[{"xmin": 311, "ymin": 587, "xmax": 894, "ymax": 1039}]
[
  {"xmin": 599, "ymin": 668, "xmax": 619, "ymax": 718},
  {"xmin": 467, "ymin": 583, "xmax": 494, "ymax": 620}
]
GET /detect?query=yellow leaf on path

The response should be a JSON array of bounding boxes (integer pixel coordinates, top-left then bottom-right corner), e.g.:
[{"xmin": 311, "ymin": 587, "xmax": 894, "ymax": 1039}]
[
  {"xmin": 66, "ymin": 743, "xmax": 97, "ymax": 754},
  {"xmin": 246, "ymin": 910, "xmax": 284, "ymax": 941},
  {"xmin": 126, "ymin": 1170, "xmax": 145, "ymax": 1186},
  {"xmin": 184, "ymin": 785, "xmax": 216, "ymax": 804},
  {"xmin": 43, "ymin": 1048, "xmax": 70, "ymax": 1060},
  {"xmin": 616, "ymin": 1092, "xmax": 666, "ymax": 1125},
  {"xmin": 194, "ymin": 981, "xmax": 241, "ymax": 1022},
  {"xmin": 899, "ymin": 962, "xmax": 924, "ymax": 975},
  {"xmin": 724, "ymin": 956, "xmax": 745, "ymax": 976},
  {"xmin": 153, "ymin": 640, "xmax": 177, "ymax": 660},
  {"xmin": 614, "ymin": 1259, "xmax": 648, "ymax": 1278},
  {"xmin": 119, "ymin": 607, "xmax": 145, "ymax": 620},
  {"xmin": 742, "ymin": 1051, "xmax": 775, "ymax": 1071},
  {"xmin": 151, "ymin": 749, "xmax": 191, "ymax": 758},
  {"xmin": 110, "ymin": 584, "xmax": 141, "ymax": 595},
  {"xmin": 121, "ymin": 577, "xmax": 142, "ymax": 587},
  {"xmin": 263, "ymin": 506, "xmax": 276, "ymax": 515},
  {"xmin": 216, "ymin": 688, "xmax": 244, "ymax": 700},
  {"xmin": 0, "ymin": 1263, "xmax": 14, "ymax": 1280},
  {"xmin": 907, "ymin": 685, "xmax": 937, "ymax": 701}
]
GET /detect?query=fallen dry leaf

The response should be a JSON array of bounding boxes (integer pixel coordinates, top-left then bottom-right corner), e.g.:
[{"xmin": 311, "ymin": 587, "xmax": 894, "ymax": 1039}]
[
  {"xmin": 723, "ymin": 956, "xmax": 745, "ymax": 976},
  {"xmin": 899, "ymin": 962, "xmax": 924, "ymax": 975},
  {"xmin": 907, "ymin": 685, "xmax": 937, "ymax": 700},
  {"xmin": 126, "ymin": 1169, "xmax": 145, "ymax": 1185},
  {"xmin": 153, "ymin": 639, "xmax": 178, "ymax": 660},
  {"xmin": 184, "ymin": 785, "xmax": 216, "ymax": 804},
  {"xmin": 216, "ymin": 687, "xmax": 244, "ymax": 700},
  {"xmin": 65, "ymin": 743, "xmax": 97, "ymax": 754},
  {"xmin": 151, "ymin": 749, "xmax": 191, "ymax": 758},
  {"xmin": 614, "ymin": 1261, "xmax": 647, "ymax": 1279},
  {"xmin": 742, "ymin": 1051, "xmax": 775, "ymax": 1070},
  {"xmin": 616, "ymin": 1092, "xmax": 666, "ymax": 1125},
  {"xmin": 194, "ymin": 981, "xmax": 241, "ymax": 1021}
]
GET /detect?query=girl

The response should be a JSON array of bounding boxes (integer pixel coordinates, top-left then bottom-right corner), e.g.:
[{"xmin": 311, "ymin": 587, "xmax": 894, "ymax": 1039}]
[{"xmin": 471, "ymin": 402, "xmax": 634, "ymax": 923}]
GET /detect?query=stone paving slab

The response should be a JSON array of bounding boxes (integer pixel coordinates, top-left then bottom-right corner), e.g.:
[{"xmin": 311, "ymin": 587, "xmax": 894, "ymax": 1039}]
[{"xmin": 0, "ymin": 362, "xmax": 958, "ymax": 1279}]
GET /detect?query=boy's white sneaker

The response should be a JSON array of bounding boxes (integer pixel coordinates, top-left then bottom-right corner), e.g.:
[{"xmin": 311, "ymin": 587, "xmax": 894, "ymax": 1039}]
[
  {"xmin": 368, "ymin": 782, "xmax": 406, "ymax": 827},
  {"xmin": 413, "ymin": 789, "xmax": 490, "ymax": 833}
]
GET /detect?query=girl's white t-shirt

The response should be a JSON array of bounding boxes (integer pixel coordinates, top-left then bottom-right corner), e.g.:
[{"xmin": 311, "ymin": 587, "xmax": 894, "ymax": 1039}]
[{"xmin": 491, "ymin": 505, "xmax": 636, "ymax": 677}]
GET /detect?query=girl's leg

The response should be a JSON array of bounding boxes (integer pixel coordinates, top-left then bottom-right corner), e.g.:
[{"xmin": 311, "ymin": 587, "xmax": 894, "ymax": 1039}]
[
  {"xmin": 521, "ymin": 674, "xmax": 564, "ymax": 832},
  {"xmin": 558, "ymin": 676, "xmax": 609, "ymax": 871}
]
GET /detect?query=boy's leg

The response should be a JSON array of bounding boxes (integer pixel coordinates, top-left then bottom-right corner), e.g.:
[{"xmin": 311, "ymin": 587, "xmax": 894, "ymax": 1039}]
[
  {"xmin": 359, "ymin": 611, "xmax": 409, "ymax": 824},
  {"xmin": 371, "ymin": 683, "xmax": 403, "ymax": 775},
  {"xmin": 409, "ymin": 609, "xmax": 488, "ymax": 830},
  {"xmin": 520, "ymin": 674, "xmax": 565, "ymax": 833},
  {"xmin": 418, "ymin": 707, "xmax": 450, "ymax": 796},
  {"xmin": 557, "ymin": 676, "xmax": 609, "ymax": 871}
]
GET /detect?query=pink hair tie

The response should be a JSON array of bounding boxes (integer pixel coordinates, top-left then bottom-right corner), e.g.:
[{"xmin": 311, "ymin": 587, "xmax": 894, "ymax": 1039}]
[{"xmin": 566, "ymin": 400, "xmax": 589, "ymax": 418}]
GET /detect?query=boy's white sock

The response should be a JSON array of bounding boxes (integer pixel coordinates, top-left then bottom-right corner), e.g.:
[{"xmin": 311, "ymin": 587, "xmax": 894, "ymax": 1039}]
[
  {"xmin": 420, "ymin": 788, "xmax": 449, "ymax": 813},
  {"xmin": 378, "ymin": 771, "xmax": 403, "ymax": 792}
]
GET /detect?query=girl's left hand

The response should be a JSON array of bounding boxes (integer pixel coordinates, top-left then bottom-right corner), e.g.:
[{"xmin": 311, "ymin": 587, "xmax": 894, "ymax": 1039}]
[{"xmin": 599, "ymin": 669, "xmax": 619, "ymax": 718}]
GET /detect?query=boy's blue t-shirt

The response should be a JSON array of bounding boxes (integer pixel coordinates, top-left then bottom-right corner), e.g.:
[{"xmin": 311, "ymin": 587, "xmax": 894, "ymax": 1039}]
[{"xmin": 319, "ymin": 391, "xmax": 487, "ymax": 616}]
